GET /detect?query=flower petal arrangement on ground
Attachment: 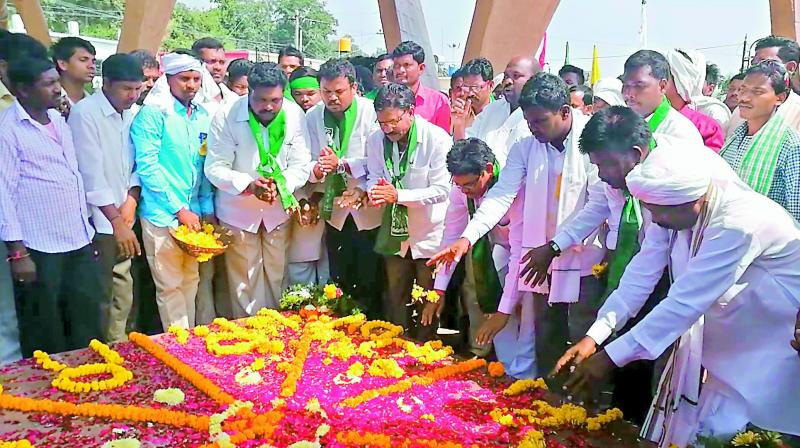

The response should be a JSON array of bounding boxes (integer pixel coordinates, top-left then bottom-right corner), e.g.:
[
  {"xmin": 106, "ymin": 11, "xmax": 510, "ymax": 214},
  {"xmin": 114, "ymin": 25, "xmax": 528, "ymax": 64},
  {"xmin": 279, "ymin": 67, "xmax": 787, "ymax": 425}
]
[{"xmin": 0, "ymin": 305, "xmax": 640, "ymax": 447}]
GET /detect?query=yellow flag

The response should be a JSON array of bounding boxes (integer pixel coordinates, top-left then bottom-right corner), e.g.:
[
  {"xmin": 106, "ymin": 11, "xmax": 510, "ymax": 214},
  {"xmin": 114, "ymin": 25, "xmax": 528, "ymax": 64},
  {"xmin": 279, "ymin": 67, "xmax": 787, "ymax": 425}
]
[{"xmin": 591, "ymin": 45, "xmax": 601, "ymax": 86}]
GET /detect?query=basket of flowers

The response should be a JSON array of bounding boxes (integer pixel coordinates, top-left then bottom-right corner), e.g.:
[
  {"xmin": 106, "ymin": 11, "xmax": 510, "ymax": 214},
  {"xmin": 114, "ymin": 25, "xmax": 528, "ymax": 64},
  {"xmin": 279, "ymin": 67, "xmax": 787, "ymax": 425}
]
[{"xmin": 170, "ymin": 222, "xmax": 233, "ymax": 262}]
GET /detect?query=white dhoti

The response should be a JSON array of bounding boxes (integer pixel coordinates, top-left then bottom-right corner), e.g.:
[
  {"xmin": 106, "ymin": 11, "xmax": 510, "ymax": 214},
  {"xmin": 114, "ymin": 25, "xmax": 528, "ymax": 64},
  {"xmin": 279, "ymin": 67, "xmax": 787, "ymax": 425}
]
[{"xmin": 494, "ymin": 291, "xmax": 537, "ymax": 379}]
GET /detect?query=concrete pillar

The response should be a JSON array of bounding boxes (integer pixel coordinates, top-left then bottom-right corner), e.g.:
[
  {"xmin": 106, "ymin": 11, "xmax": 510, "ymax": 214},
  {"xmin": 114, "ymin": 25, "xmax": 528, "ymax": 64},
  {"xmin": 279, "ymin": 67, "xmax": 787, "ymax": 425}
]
[
  {"xmin": 770, "ymin": 0, "xmax": 800, "ymax": 40},
  {"xmin": 12, "ymin": 0, "xmax": 51, "ymax": 46},
  {"xmin": 462, "ymin": 0, "xmax": 560, "ymax": 72},
  {"xmin": 377, "ymin": 0, "xmax": 439, "ymax": 88},
  {"xmin": 117, "ymin": 0, "xmax": 176, "ymax": 54},
  {"xmin": 0, "ymin": 1, "xmax": 8, "ymax": 30}
]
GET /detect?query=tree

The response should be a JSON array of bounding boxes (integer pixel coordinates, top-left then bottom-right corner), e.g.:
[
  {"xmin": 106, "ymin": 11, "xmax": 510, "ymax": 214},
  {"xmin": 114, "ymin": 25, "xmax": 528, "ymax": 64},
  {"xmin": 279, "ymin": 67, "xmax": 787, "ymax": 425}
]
[
  {"xmin": 162, "ymin": 4, "xmax": 234, "ymax": 50},
  {"xmin": 33, "ymin": 0, "xmax": 124, "ymax": 39},
  {"xmin": 268, "ymin": 0, "xmax": 338, "ymax": 59}
]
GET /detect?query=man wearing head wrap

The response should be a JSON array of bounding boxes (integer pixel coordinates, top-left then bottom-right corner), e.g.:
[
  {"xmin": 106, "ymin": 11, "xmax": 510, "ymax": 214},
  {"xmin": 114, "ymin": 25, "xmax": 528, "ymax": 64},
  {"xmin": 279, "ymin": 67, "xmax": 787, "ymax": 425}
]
[
  {"xmin": 665, "ymin": 49, "xmax": 726, "ymax": 151},
  {"xmin": 592, "ymin": 78, "xmax": 626, "ymax": 112},
  {"xmin": 663, "ymin": 49, "xmax": 732, "ymax": 130},
  {"xmin": 131, "ymin": 52, "xmax": 216, "ymax": 331},
  {"xmin": 205, "ymin": 62, "xmax": 312, "ymax": 317},
  {"xmin": 559, "ymin": 120, "xmax": 800, "ymax": 446}
]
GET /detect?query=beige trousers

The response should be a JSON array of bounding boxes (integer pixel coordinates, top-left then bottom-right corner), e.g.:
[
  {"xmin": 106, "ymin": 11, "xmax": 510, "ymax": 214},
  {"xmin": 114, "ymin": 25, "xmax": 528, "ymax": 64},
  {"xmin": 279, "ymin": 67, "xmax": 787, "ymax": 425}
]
[
  {"xmin": 224, "ymin": 221, "xmax": 289, "ymax": 318},
  {"xmin": 141, "ymin": 219, "xmax": 200, "ymax": 331}
]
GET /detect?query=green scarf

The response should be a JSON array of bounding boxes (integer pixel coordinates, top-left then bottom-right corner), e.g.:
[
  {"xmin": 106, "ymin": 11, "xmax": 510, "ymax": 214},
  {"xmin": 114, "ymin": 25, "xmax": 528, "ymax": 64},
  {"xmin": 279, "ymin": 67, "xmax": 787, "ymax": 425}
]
[
  {"xmin": 720, "ymin": 112, "xmax": 789, "ymax": 195},
  {"xmin": 365, "ymin": 89, "xmax": 378, "ymax": 100},
  {"xmin": 467, "ymin": 165, "xmax": 502, "ymax": 313},
  {"xmin": 600, "ymin": 96, "xmax": 670, "ymax": 302},
  {"xmin": 247, "ymin": 108, "xmax": 299, "ymax": 211},
  {"xmin": 374, "ymin": 120, "xmax": 419, "ymax": 256},
  {"xmin": 320, "ymin": 100, "xmax": 358, "ymax": 220}
]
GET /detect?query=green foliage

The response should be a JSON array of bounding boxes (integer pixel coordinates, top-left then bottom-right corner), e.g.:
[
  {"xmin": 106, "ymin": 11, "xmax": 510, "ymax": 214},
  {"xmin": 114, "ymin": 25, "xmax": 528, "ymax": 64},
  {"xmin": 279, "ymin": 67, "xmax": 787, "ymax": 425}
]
[
  {"xmin": 694, "ymin": 429, "xmax": 784, "ymax": 448},
  {"xmin": 35, "ymin": 0, "xmax": 124, "ymax": 39},
  {"xmin": 163, "ymin": 4, "xmax": 234, "ymax": 50},
  {"xmin": 279, "ymin": 283, "xmax": 360, "ymax": 316}
]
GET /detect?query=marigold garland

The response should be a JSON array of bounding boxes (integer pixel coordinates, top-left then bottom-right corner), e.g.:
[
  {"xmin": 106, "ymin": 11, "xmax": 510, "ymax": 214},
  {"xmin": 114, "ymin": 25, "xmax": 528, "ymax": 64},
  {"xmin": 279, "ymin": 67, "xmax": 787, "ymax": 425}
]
[
  {"xmin": 367, "ymin": 358, "xmax": 405, "ymax": 378},
  {"xmin": 360, "ymin": 320, "xmax": 403, "ymax": 342},
  {"xmin": 585, "ymin": 407, "xmax": 623, "ymax": 430},
  {"xmin": 0, "ymin": 392, "xmax": 209, "ymax": 431},
  {"xmin": 279, "ymin": 322, "xmax": 314, "ymax": 397},
  {"xmin": 129, "ymin": 332, "xmax": 236, "ymax": 405},
  {"xmin": 34, "ymin": 339, "xmax": 133, "ymax": 393},
  {"xmin": 0, "ymin": 441, "xmax": 35, "ymax": 448},
  {"xmin": 503, "ymin": 378, "xmax": 549, "ymax": 396},
  {"xmin": 168, "ymin": 325, "xmax": 190, "ymax": 345},
  {"xmin": 487, "ymin": 362, "xmax": 505, "ymax": 377},
  {"xmin": 517, "ymin": 430, "xmax": 546, "ymax": 448}
]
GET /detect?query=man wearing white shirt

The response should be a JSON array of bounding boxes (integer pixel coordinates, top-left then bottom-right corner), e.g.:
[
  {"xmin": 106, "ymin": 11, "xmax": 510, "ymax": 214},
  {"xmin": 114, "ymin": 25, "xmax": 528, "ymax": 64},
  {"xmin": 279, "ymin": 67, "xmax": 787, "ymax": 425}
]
[
  {"xmin": 455, "ymin": 55, "xmax": 539, "ymax": 156},
  {"xmin": 432, "ymin": 73, "xmax": 605, "ymax": 375},
  {"xmin": 69, "ymin": 54, "xmax": 143, "ymax": 342},
  {"xmin": 367, "ymin": 83, "xmax": 451, "ymax": 341},
  {"xmin": 423, "ymin": 138, "xmax": 511, "ymax": 358},
  {"xmin": 192, "ymin": 37, "xmax": 239, "ymax": 106},
  {"xmin": 557, "ymin": 125, "xmax": 800, "ymax": 446},
  {"xmin": 306, "ymin": 59, "xmax": 383, "ymax": 316},
  {"xmin": 206, "ymin": 62, "xmax": 312, "ymax": 317}
]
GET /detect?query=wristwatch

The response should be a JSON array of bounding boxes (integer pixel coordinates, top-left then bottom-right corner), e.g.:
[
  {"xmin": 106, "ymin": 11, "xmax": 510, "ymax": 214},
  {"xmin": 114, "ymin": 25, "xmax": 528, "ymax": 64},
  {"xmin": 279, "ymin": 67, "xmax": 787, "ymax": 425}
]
[
  {"xmin": 335, "ymin": 160, "xmax": 347, "ymax": 175},
  {"xmin": 548, "ymin": 240, "xmax": 562, "ymax": 256}
]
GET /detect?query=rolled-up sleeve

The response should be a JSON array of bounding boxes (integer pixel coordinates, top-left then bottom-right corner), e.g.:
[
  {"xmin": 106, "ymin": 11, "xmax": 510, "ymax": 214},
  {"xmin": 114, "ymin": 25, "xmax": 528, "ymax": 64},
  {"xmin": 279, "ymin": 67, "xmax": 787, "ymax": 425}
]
[
  {"xmin": 0, "ymin": 136, "xmax": 22, "ymax": 241},
  {"xmin": 131, "ymin": 107, "xmax": 187, "ymax": 214},
  {"xmin": 205, "ymin": 111, "xmax": 254, "ymax": 195}
]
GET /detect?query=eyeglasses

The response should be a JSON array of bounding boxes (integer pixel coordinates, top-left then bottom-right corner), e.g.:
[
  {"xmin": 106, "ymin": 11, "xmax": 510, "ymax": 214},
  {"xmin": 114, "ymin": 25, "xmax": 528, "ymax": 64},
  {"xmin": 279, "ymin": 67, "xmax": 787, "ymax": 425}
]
[
  {"xmin": 452, "ymin": 175, "xmax": 482, "ymax": 192},
  {"xmin": 460, "ymin": 82, "xmax": 488, "ymax": 93},
  {"xmin": 376, "ymin": 111, "xmax": 408, "ymax": 129}
]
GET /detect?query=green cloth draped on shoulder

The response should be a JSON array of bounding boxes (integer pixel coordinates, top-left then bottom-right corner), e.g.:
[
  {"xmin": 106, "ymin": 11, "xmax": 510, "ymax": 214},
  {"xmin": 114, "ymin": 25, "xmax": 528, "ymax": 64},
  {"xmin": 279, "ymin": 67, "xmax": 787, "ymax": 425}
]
[
  {"xmin": 365, "ymin": 89, "xmax": 378, "ymax": 100},
  {"xmin": 247, "ymin": 108, "xmax": 299, "ymax": 211},
  {"xmin": 320, "ymin": 99, "xmax": 358, "ymax": 220},
  {"xmin": 467, "ymin": 164, "xmax": 502, "ymax": 313},
  {"xmin": 599, "ymin": 96, "xmax": 670, "ymax": 304},
  {"xmin": 374, "ymin": 120, "xmax": 419, "ymax": 256},
  {"xmin": 283, "ymin": 84, "xmax": 296, "ymax": 102},
  {"xmin": 720, "ymin": 112, "xmax": 789, "ymax": 195}
]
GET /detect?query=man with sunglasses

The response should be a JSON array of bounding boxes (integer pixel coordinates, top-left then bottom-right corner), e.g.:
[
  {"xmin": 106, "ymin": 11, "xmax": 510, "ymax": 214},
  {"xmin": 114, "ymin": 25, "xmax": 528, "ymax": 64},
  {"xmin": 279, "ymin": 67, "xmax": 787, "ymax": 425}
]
[
  {"xmin": 367, "ymin": 83, "xmax": 451, "ymax": 341},
  {"xmin": 422, "ymin": 138, "xmax": 512, "ymax": 359},
  {"xmin": 451, "ymin": 58, "xmax": 495, "ymax": 137}
]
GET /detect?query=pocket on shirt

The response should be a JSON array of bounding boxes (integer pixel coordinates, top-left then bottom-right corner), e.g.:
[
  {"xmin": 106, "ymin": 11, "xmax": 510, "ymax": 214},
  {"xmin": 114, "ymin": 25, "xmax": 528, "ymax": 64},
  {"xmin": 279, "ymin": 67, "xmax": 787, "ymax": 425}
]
[{"xmin": 403, "ymin": 166, "xmax": 428, "ymax": 187}]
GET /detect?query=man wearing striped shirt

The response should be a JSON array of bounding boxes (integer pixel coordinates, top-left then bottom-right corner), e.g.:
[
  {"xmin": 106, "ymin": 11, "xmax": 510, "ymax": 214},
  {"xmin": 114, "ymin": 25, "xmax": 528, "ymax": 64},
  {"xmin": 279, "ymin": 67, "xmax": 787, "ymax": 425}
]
[{"xmin": 0, "ymin": 57, "xmax": 103, "ymax": 357}]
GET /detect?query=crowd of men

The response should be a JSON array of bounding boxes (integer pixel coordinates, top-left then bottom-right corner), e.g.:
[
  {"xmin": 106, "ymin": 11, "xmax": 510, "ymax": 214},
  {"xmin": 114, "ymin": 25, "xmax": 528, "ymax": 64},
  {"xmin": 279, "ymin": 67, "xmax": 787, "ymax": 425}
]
[{"xmin": 0, "ymin": 28, "xmax": 799, "ymax": 447}]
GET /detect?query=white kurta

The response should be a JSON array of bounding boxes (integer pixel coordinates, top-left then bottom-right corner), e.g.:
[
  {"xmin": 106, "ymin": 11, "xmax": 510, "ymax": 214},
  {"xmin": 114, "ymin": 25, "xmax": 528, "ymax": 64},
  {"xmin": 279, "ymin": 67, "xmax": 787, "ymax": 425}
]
[
  {"xmin": 466, "ymin": 98, "xmax": 531, "ymax": 167},
  {"xmin": 205, "ymin": 96, "xmax": 312, "ymax": 233},
  {"xmin": 365, "ymin": 116, "xmax": 452, "ymax": 259},
  {"xmin": 593, "ymin": 177, "xmax": 800, "ymax": 441}
]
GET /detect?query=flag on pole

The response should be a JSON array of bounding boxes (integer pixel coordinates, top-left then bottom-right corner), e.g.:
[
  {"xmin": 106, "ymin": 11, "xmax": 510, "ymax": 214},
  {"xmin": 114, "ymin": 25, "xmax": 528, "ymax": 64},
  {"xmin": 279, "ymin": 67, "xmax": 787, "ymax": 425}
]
[
  {"xmin": 639, "ymin": 0, "xmax": 648, "ymax": 48},
  {"xmin": 564, "ymin": 41, "xmax": 570, "ymax": 66},
  {"xmin": 538, "ymin": 32, "xmax": 547, "ymax": 69},
  {"xmin": 591, "ymin": 45, "xmax": 601, "ymax": 86}
]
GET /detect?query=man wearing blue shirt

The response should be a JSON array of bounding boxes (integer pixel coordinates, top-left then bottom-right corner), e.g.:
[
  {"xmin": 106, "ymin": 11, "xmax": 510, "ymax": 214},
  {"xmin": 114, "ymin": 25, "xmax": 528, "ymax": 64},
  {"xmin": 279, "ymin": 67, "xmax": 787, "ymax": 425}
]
[{"xmin": 131, "ymin": 53, "xmax": 215, "ymax": 331}]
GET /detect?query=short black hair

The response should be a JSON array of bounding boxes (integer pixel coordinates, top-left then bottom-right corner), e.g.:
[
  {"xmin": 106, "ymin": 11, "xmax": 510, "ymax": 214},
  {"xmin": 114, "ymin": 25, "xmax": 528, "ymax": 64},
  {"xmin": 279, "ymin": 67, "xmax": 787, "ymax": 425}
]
[
  {"xmin": 705, "ymin": 63, "xmax": 721, "ymax": 85},
  {"xmin": 558, "ymin": 64, "xmax": 586, "ymax": 85},
  {"xmin": 9, "ymin": 57, "xmax": 55, "ymax": 88},
  {"xmin": 248, "ymin": 62, "xmax": 288, "ymax": 90},
  {"xmin": 519, "ymin": 72, "xmax": 570, "ymax": 112},
  {"xmin": 392, "ymin": 41, "xmax": 425, "ymax": 64},
  {"xmin": 191, "ymin": 37, "xmax": 224, "ymax": 54},
  {"xmin": 746, "ymin": 60, "xmax": 790, "ymax": 95},
  {"xmin": 461, "ymin": 57, "xmax": 493, "ymax": 81},
  {"xmin": 318, "ymin": 58, "xmax": 356, "ymax": 84},
  {"xmin": 449, "ymin": 69, "xmax": 464, "ymax": 88},
  {"xmin": 624, "ymin": 50, "xmax": 670, "ymax": 81},
  {"xmin": 289, "ymin": 66, "xmax": 319, "ymax": 82},
  {"xmin": 730, "ymin": 72, "xmax": 746, "ymax": 82},
  {"xmin": 173, "ymin": 48, "xmax": 200, "ymax": 58},
  {"xmin": 102, "ymin": 53, "xmax": 144, "ymax": 83},
  {"xmin": 51, "ymin": 37, "xmax": 96, "ymax": 71},
  {"xmin": 446, "ymin": 138, "xmax": 497, "ymax": 176},
  {"xmin": 227, "ymin": 58, "xmax": 253, "ymax": 82},
  {"xmin": 755, "ymin": 35, "xmax": 800, "ymax": 64},
  {"xmin": 279, "ymin": 46, "xmax": 305, "ymax": 65},
  {"xmin": 354, "ymin": 65, "xmax": 376, "ymax": 94},
  {"xmin": 579, "ymin": 106, "xmax": 652, "ymax": 154},
  {"xmin": 375, "ymin": 53, "xmax": 393, "ymax": 65},
  {"xmin": 570, "ymin": 84, "xmax": 594, "ymax": 106},
  {"xmin": 0, "ymin": 33, "xmax": 48, "ymax": 63},
  {"xmin": 128, "ymin": 49, "xmax": 159, "ymax": 70},
  {"xmin": 374, "ymin": 82, "xmax": 416, "ymax": 112}
]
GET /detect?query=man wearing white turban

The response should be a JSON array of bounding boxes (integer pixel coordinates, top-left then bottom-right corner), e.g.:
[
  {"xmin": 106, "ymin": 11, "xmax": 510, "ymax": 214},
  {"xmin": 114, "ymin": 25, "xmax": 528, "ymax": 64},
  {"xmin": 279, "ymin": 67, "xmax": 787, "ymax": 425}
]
[
  {"xmin": 556, "ymin": 108, "xmax": 800, "ymax": 447},
  {"xmin": 665, "ymin": 49, "xmax": 726, "ymax": 151},
  {"xmin": 131, "ymin": 52, "xmax": 217, "ymax": 331},
  {"xmin": 592, "ymin": 78, "xmax": 625, "ymax": 112}
]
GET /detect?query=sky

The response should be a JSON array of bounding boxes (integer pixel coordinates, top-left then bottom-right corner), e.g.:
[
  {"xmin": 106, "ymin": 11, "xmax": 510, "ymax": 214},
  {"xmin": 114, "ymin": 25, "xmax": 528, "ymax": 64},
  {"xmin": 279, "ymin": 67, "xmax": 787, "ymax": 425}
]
[{"xmin": 179, "ymin": 0, "xmax": 773, "ymax": 77}]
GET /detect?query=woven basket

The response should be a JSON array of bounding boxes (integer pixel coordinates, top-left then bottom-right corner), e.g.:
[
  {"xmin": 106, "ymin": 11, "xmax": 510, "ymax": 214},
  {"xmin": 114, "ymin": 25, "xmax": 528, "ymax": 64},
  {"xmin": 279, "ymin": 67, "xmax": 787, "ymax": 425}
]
[{"xmin": 169, "ymin": 223, "xmax": 234, "ymax": 259}]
